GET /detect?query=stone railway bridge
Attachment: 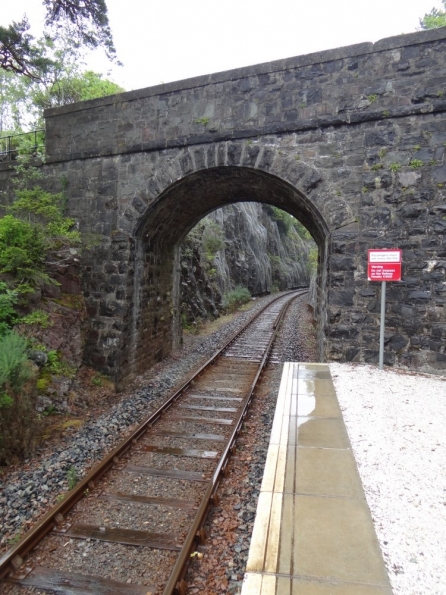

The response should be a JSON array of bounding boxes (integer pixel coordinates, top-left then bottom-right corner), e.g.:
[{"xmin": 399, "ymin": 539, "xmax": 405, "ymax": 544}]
[{"xmin": 2, "ymin": 27, "xmax": 446, "ymax": 385}]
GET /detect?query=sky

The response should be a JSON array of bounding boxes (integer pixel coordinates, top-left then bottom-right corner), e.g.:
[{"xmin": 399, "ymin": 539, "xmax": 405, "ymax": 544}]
[{"xmin": 1, "ymin": 0, "xmax": 444, "ymax": 92}]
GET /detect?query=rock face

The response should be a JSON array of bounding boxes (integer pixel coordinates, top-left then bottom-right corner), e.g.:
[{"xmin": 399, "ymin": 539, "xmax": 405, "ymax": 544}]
[
  {"xmin": 180, "ymin": 203, "xmax": 314, "ymax": 324},
  {"xmin": 18, "ymin": 253, "xmax": 86, "ymax": 413}
]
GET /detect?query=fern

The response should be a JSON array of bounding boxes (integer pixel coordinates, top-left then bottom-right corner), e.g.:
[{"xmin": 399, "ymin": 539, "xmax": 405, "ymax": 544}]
[
  {"xmin": 0, "ymin": 331, "xmax": 32, "ymax": 391},
  {"xmin": 0, "ymin": 282, "xmax": 19, "ymax": 336}
]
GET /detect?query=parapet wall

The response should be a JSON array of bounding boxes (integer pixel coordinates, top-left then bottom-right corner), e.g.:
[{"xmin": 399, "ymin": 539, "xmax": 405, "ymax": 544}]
[{"xmin": 44, "ymin": 27, "xmax": 446, "ymax": 163}]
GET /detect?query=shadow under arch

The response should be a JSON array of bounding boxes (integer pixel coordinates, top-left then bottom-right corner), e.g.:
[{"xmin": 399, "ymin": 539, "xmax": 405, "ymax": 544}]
[{"xmin": 127, "ymin": 166, "xmax": 329, "ymax": 382}]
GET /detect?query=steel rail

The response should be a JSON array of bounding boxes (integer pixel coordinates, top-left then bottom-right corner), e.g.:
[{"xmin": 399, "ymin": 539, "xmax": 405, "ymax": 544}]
[
  {"xmin": 163, "ymin": 289, "xmax": 307, "ymax": 595},
  {"xmin": 0, "ymin": 289, "xmax": 307, "ymax": 582}
]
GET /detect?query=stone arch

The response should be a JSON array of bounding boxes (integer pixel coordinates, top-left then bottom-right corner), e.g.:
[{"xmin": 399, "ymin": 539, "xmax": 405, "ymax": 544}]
[
  {"xmin": 122, "ymin": 139, "xmax": 354, "ymax": 240},
  {"xmin": 121, "ymin": 140, "xmax": 336, "ymax": 384}
]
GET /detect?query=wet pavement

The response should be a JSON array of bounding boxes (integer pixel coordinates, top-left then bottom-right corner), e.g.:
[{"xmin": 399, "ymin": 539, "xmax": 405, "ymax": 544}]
[{"xmin": 241, "ymin": 363, "xmax": 392, "ymax": 595}]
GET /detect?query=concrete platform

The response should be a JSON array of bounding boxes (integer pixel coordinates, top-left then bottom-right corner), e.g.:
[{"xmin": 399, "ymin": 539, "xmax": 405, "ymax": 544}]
[{"xmin": 241, "ymin": 363, "xmax": 392, "ymax": 595}]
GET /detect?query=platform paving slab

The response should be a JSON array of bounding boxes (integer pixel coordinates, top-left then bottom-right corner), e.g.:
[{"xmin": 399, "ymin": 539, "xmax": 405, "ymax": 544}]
[{"xmin": 241, "ymin": 363, "xmax": 392, "ymax": 595}]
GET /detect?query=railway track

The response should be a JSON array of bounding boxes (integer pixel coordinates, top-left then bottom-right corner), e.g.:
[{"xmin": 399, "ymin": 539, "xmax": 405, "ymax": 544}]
[{"xmin": 0, "ymin": 289, "xmax": 307, "ymax": 595}]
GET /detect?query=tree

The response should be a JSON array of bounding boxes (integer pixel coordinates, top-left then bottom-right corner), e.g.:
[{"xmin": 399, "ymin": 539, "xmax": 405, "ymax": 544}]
[
  {"xmin": 0, "ymin": 70, "xmax": 25, "ymax": 133},
  {"xmin": 420, "ymin": 1, "xmax": 446, "ymax": 29},
  {"xmin": 0, "ymin": 0, "xmax": 117, "ymax": 79},
  {"xmin": 0, "ymin": 34, "xmax": 124, "ymax": 132},
  {"xmin": 33, "ymin": 69, "xmax": 125, "ymax": 111}
]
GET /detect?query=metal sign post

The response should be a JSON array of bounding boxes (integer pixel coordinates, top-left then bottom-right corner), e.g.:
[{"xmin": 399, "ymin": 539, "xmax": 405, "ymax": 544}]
[
  {"xmin": 379, "ymin": 281, "xmax": 386, "ymax": 370},
  {"xmin": 368, "ymin": 249, "xmax": 402, "ymax": 370}
]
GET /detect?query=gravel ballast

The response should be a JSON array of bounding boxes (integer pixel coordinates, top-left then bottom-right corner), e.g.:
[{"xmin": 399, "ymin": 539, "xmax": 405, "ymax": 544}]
[
  {"xmin": 2, "ymin": 291, "xmax": 444, "ymax": 595},
  {"xmin": 0, "ymin": 294, "xmax": 284, "ymax": 550},
  {"xmin": 331, "ymin": 363, "xmax": 446, "ymax": 595}
]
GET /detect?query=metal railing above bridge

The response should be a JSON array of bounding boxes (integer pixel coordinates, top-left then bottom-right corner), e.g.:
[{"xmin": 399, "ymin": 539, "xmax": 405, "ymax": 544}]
[{"xmin": 0, "ymin": 129, "xmax": 45, "ymax": 163}]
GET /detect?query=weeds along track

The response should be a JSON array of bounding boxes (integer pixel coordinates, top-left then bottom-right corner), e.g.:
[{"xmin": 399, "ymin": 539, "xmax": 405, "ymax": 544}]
[{"xmin": 0, "ymin": 290, "xmax": 307, "ymax": 595}]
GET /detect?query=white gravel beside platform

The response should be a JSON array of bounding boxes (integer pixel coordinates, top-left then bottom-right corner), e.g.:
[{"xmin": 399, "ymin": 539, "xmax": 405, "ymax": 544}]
[{"xmin": 330, "ymin": 363, "xmax": 446, "ymax": 595}]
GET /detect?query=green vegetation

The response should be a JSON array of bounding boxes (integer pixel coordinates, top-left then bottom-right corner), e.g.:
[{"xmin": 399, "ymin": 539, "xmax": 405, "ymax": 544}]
[
  {"xmin": 0, "ymin": 282, "xmax": 19, "ymax": 337},
  {"xmin": 67, "ymin": 465, "xmax": 78, "ymax": 490},
  {"xmin": 0, "ymin": 157, "xmax": 81, "ymax": 301},
  {"xmin": 1, "ymin": 25, "xmax": 123, "ymax": 133},
  {"xmin": 1, "ymin": 64, "xmax": 123, "ymax": 134},
  {"xmin": 45, "ymin": 350, "xmax": 76, "ymax": 377},
  {"xmin": 223, "ymin": 286, "xmax": 251, "ymax": 312},
  {"xmin": 0, "ymin": 13, "xmax": 122, "ymax": 465},
  {"xmin": 180, "ymin": 205, "xmax": 316, "ymax": 328},
  {"xmin": 420, "ymin": 1, "xmax": 446, "ymax": 29},
  {"xmin": 0, "ymin": 154, "xmax": 81, "ymax": 463},
  {"xmin": 390, "ymin": 163, "xmax": 401, "ymax": 172},
  {"xmin": 367, "ymin": 94, "xmax": 377, "ymax": 103},
  {"xmin": 42, "ymin": 404, "xmax": 57, "ymax": 416},
  {"xmin": 409, "ymin": 159, "xmax": 424, "ymax": 169},
  {"xmin": 7, "ymin": 532, "xmax": 23, "ymax": 546},
  {"xmin": 91, "ymin": 375, "xmax": 103, "ymax": 386},
  {"xmin": 0, "ymin": 1, "xmax": 117, "ymax": 80},
  {"xmin": 264, "ymin": 205, "xmax": 312, "ymax": 240},
  {"xmin": 202, "ymin": 222, "xmax": 225, "ymax": 262},
  {"xmin": 195, "ymin": 117, "xmax": 210, "ymax": 126},
  {"xmin": 0, "ymin": 330, "xmax": 38, "ymax": 463},
  {"xmin": 268, "ymin": 254, "xmax": 285, "ymax": 279},
  {"xmin": 20, "ymin": 310, "xmax": 51, "ymax": 328},
  {"xmin": 36, "ymin": 376, "xmax": 51, "ymax": 391},
  {"xmin": 307, "ymin": 246, "xmax": 318, "ymax": 276}
]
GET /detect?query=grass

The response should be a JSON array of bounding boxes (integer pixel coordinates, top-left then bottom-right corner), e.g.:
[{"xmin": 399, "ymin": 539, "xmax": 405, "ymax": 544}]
[{"xmin": 186, "ymin": 299, "xmax": 257, "ymax": 337}]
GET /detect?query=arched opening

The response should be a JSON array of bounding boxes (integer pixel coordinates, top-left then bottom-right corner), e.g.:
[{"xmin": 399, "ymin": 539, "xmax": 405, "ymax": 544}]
[
  {"xmin": 178, "ymin": 202, "xmax": 317, "ymax": 328},
  {"xmin": 125, "ymin": 166, "xmax": 329, "ymax": 382}
]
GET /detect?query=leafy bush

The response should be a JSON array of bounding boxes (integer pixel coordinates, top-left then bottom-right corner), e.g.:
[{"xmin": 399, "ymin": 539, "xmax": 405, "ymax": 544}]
[
  {"xmin": 0, "ymin": 331, "xmax": 39, "ymax": 463},
  {"xmin": 0, "ymin": 282, "xmax": 19, "ymax": 336},
  {"xmin": 0, "ymin": 215, "xmax": 50, "ymax": 288},
  {"xmin": 264, "ymin": 205, "xmax": 312, "ymax": 239},
  {"xmin": 202, "ymin": 222, "xmax": 225, "ymax": 262},
  {"xmin": 223, "ymin": 286, "xmax": 251, "ymax": 312},
  {"xmin": 0, "ymin": 157, "xmax": 81, "ymax": 337},
  {"xmin": 20, "ymin": 309, "xmax": 50, "ymax": 328},
  {"xmin": 44, "ymin": 349, "xmax": 76, "ymax": 377}
]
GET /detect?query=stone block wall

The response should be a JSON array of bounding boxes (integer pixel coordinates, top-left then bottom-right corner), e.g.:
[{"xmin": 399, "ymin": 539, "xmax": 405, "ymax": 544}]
[{"xmin": 1, "ymin": 27, "xmax": 445, "ymax": 382}]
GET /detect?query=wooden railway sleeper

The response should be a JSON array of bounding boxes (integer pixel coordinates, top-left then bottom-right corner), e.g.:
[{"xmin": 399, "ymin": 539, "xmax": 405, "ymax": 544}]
[{"xmin": 0, "ymin": 290, "xmax": 307, "ymax": 592}]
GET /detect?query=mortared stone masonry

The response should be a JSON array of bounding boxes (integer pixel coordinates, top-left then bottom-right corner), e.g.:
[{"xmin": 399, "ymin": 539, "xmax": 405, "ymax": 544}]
[{"xmin": 1, "ymin": 27, "xmax": 446, "ymax": 385}]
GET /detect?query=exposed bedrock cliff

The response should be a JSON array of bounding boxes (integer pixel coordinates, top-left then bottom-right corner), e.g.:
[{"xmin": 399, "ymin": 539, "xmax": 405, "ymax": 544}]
[{"xmin": 180, "ymin": 202, "xmax": 316, "ymax": 324}]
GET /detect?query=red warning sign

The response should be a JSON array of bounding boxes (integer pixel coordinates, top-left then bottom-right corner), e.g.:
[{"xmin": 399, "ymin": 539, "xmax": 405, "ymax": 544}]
[{"xmin": 368, "ymin": 249, "xmax": 402, "ymax": 282}]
